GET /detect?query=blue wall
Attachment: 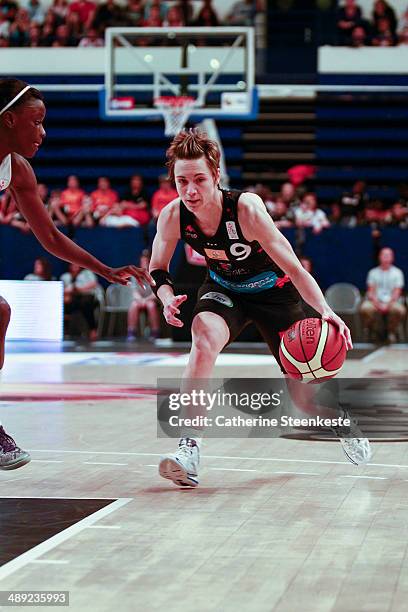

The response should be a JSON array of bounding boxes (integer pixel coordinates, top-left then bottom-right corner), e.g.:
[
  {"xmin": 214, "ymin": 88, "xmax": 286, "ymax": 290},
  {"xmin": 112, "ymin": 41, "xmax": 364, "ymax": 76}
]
[{"xmin": 1, "ymin": 226, "xmax": 406, "ymax": 292}]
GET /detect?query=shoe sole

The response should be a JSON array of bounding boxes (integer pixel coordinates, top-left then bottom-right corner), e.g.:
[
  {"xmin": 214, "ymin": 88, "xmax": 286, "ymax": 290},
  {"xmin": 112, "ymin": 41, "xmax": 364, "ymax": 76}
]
[
  {"xmin": 159, "ymin": 457, "xmax": 198, "ymax": 488},
  {"xmin": 0, "ymin": 454, "xmax": 31, "ymax": 471}
]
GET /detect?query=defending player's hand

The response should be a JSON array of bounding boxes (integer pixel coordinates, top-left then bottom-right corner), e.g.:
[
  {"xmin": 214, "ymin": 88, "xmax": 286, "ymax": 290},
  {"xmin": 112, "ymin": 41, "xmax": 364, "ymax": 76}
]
[
  {"xmin": 103, "ymin": 266, "xmax": 154, "ymax": 289},
  {"xmin": 163, "ymin": 294, "xmax": 187, "ymax": 327},
  {"xmin": 322, "ymin": 309, "xmax": 353, "ymax": 351}
]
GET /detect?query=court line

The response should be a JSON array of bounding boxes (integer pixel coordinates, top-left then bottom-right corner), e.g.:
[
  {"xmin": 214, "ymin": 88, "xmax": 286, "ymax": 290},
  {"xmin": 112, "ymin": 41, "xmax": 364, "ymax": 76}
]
[
  {"xmin": 0, "ymin": 498, "xmax": 132, "ymax": 581},
  {"xmin": 87, "ymin": 525, "xmax": 121, "ymax": 530},
  {"xmin": 210, "ymin": 468, "xmax": 259, "ymax": 472},
  {"xmin": 31, "ymin": 460, "xmax": 64, "ymax": 464},
  {"xmin": 30, "ymin": 560, "xmax": 69, "ymax": 565},
  {"xmin": 27, "ymin": 449, "xmax": 408, "ymax": 470},
  {"xmin": 361, "ymin": 347, "xmax": 386, "ymax": 363},
  {"xmin": 83, "ymin": 462, "xmax": 128, "ymax": 466},
  {"xmin": 341, "ymin": 475, "xmax": 388, "ymax": 480}
]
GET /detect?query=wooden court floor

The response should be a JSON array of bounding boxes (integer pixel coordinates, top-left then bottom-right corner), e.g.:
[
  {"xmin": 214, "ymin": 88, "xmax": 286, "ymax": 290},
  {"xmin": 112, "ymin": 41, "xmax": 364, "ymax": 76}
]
[{"xmin": 0, "ymin": 343, "xmax": 408, "ymax": 612}]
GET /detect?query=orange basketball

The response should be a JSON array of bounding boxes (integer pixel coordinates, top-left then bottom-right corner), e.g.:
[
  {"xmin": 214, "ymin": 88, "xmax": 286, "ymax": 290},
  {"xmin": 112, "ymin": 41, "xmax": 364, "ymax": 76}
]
[{"xmin": 279, "ymin": 318, "xmax": 346, "ymax": 381}]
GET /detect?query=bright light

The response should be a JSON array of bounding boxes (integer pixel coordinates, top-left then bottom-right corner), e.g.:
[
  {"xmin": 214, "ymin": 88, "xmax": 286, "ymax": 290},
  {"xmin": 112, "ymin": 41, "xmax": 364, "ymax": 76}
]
[
  {"xmin": 144, "ymin": 54, "xmax": 153, "ymax": 63},
  {"xmin": 210, "ymin": 58, "xmax": 220, "ymax": 70},
  {"xmin": 237, "ymin": 80, "xmax": 246, "ymax": 89}
]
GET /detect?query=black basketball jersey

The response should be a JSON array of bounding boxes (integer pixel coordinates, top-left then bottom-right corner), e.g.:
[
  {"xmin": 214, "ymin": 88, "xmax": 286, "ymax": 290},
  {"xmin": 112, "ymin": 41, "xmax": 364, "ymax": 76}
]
[{"xmin": 179, "ymin": 189, "xmax": 294, "ymax": 294}]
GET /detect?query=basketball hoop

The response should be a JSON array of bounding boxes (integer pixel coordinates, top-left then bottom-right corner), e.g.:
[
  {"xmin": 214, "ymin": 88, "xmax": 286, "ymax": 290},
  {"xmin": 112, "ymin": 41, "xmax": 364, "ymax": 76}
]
[{"xmin": 154, "ymin": 96, "xmax": 196, "ymax": 137}]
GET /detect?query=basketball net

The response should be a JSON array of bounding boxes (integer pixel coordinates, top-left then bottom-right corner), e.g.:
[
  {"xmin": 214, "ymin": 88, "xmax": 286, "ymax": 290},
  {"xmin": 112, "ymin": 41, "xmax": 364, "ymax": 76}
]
[{"xmin": 154, "ymin": 96, "xmax": 196, "ymax": 137}]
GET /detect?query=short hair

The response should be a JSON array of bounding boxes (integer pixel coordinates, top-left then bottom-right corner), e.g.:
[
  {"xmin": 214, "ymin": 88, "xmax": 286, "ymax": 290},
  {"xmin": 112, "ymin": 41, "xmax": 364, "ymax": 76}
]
[
  {"xmin": 0, "ymin": 78, "xmax": 43, "ymax": 114},
  {"xmin": 166, "ymin": 128, "xmax": 220, "ymax": 184}
]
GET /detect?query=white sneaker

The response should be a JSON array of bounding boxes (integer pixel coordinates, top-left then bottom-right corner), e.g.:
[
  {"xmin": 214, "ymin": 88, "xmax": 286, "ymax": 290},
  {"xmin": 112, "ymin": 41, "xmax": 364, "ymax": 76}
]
[
  {"xmin": 159, "ymin": 438, "xmax": 200, "ymax": 487},
  {"xmin": 331, "ymin": 410, "xmax": 372, "ymax": 466}
]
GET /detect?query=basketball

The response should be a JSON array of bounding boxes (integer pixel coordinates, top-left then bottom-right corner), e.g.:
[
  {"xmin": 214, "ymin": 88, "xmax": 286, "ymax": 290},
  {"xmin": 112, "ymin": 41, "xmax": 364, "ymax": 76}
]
[{"xmin": 279, "ymin": 318, "xmax": 346, "ymax": 381}]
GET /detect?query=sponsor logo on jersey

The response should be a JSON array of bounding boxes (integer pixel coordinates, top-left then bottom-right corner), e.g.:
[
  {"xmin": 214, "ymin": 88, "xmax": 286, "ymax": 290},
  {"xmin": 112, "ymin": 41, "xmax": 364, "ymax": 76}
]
[
  {"xmin": 209, "ymin": 269, "xmax": 291, "ymax": 293},
  {"xmin": 184, "ymin": 224, "xmax": 198, "ymax": 239},
  {"xmin": 204, "ymin": 248, "xmax": 228, "ymax": 261},
  {"xmin": 225, "ymin": 221, "xmax": 239, "ymax": 240},
  {"xmin": 200, "ymin": 292, "xmax": 233, "ymax": 307},
  {"xmin": 0, "ymin": 179, "xmax": 6, "ymax": 190}
]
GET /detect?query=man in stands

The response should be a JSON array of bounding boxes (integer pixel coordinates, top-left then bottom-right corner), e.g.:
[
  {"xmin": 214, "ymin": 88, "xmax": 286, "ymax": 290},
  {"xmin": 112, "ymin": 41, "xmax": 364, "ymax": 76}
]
[{"xmin": 360, "ymin": 247, "xmax": 406, "ymax": 343}]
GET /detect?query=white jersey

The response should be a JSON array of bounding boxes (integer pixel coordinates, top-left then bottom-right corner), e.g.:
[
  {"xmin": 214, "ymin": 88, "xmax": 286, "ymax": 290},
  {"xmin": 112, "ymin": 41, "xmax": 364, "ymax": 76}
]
[
  {"xmin": 0, "ymin": 155, "xmax": 12, "ymax": 191},
  {"xmin": 367, "ymin": 265, "xmax": 404, "ymax": 303}
]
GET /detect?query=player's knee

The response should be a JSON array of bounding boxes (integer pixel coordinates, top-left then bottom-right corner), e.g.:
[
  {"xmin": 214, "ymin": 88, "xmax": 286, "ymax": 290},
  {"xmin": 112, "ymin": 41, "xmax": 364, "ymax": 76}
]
[{"xmin": 192, "ymin": 316, "xmax": 224, "ymax": 357}]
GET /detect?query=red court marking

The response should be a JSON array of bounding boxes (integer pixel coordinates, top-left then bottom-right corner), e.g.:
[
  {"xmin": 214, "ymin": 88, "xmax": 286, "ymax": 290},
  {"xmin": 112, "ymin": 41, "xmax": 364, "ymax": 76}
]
[{"xmin": 0, "ymin": 383, "xmax": 159, "ymax": 402}]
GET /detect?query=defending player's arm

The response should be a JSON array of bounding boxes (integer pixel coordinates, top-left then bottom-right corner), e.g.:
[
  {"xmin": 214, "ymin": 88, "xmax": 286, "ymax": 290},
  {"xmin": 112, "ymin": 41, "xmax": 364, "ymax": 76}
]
[
  {"xmin": 149, "ymin": 200, "xmax": 187, "ymax": 327},
  {"xmin": 238, "ymin": 192, "xmax": 352, "ymax": 349},
  {"xmin": 9, "ymin": 155, "xmax": 152, "ymax": 288}
]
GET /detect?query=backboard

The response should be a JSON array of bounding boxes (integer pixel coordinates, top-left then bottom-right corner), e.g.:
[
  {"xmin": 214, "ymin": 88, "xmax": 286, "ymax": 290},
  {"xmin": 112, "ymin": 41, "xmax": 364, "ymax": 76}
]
[{"xmin": 100, "ymin": 26, "xmax": 258, "ymax": 123}]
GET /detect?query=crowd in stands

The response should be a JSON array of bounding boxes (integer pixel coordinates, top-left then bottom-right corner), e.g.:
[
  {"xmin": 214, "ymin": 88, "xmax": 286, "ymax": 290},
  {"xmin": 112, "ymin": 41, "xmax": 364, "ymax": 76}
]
[
  {"xmin": 2, "ymin": 171, "xmax": 408, "ymax": 234},
  {"xmin": 246, "ymin": 179, "xmax": 408, "ymax": 232},
  {"xmin": 0, "ymin": 173, "xmax": 178, "ymax": 231},
  {"xmin": 337, "ymin": 0, "xmax": 408, "ymax": 47},
  {"xmin": 0, "ymin": 0, "xmax": 260, "ymax": 48}
]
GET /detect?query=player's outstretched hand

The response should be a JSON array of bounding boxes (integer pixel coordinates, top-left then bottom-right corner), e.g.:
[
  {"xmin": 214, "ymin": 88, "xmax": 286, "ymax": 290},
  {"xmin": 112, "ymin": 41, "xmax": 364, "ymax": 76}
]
[
  {"xmin": 104, "ymin": 266, "xmax": 154, "ymax": 289},
  {"xmin": 322, "ymin": 309, "xmax": 353, "ymax": 351},
  {"xmin": 163, "ymin": 294, "xmax": 188, "ymax": 327}
]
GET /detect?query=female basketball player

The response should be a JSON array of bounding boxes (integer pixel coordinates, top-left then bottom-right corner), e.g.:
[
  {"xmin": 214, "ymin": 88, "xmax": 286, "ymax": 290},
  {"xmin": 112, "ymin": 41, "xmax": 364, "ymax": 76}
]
[
  {"xmin": 0, "ymin": 78, "xmax": 153, "ymax": 470},
  {"xmin": 150, "ymin": 129, "xmax": 371, "ymax": 487}
]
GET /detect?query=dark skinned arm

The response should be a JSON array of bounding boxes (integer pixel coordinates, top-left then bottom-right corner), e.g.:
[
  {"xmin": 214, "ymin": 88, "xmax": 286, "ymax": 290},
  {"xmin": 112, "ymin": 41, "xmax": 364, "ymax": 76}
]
[{"xmin": 9, "ymin": 155, "xmax": 153, "ymax": 288}]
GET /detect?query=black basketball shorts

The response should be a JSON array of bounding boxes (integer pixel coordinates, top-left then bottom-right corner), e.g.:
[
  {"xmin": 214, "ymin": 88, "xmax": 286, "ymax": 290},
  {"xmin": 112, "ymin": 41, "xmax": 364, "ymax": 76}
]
[{"xmin": 192, "ymin": 279, "xmax": 311, "ymax": 371}]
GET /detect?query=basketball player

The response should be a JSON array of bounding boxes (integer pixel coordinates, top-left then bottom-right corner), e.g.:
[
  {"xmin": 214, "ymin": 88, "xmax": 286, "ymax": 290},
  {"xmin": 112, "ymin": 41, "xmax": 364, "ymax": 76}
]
[
  {"xmin": 0, "ymin": 78, "xmax": 153, "ymax": 470},
  {"xmin": 150, "ymin": 129, "xmax": 371, "ymax": 487}
]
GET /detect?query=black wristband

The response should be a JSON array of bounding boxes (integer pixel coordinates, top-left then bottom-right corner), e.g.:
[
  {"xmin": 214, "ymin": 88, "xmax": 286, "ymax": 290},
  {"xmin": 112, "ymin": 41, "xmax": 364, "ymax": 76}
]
[{"xmin": 150, "ymin": 269, "xmax": 174, "ymax": 297}]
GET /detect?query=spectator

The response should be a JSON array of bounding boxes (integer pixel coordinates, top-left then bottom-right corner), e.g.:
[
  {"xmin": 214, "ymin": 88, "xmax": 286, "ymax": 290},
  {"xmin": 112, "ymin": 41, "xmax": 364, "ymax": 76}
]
[
  {"xmin": 271, "ymin": 199, "xmax": 294, "ymax": 229},
  {"xmin": 337, "ymin": 0, "xmax": 363, "ymax": 45},
  {"xmin": 8, "ymin": 8, "xmax": 30, "ymax": 46},
  {"xmin": 79, "ymin": 26, "xmax": 103, "ymax": 46},
  {"xmin": 194, "ymin": 0, "xmax": 220, "ymax": 26},
  {"xmin": 61, "ymin": 263, "xmax": 100, "ymax": 341},
  {"xmin": 28, "ymin": 23, "xmax": 42, "ymax": 46},
  {"xmin": 360, "ymin": 247, "xmax": 406, "ymax": 343},
  {"xmin": 279, "ymin": 181, "xmax": 300, "ymax": 210},
  {"xmin": 386, "ymin": 201, "xmax": 408, "ymax": 228},
  {"xmin": 363, "ymin": 199, "xmax": 388, "ymax": 225},
  {"xmin": 57, "ymin": 175, "xmax": 86, "ymax": 225},
  {"xmin": 40, "ymin": 11, "xmax": 57, "ymax": 45},
  {"xmin": 339, "ymin": 180, "xmax": 369, "ymax": 226},
  {"xmin": 88, "ymin": 176, "xmax": 119, "ymax": 224},
  {"xmin": 119, "ymin": 174, "xmax": 150, "ymax": 226},
  {"xmin": 125, "ymin": 0, "xmax": 144, "ymax": 25},
  {"xmin": 351, "ymin": 24, "xmax": 369, "ymax": 46},
  {"xmin": 51, "ymin": 0, "xmax": 69, "ymax": 22},
  {"xmin": 151, "ymin": 175, "xmax": 178, "ymax": 221},
  {"xmin": 127, "ymin": 250, "xmax": 161, "ymax": 341},
  {"xmin": 92, "ymin": 0, "xmax": 123, "ymax": 33},
  {"xmin": 0, "ymin": 34, "xmax": 9, "ymax": 46},
  {"xmin": 52, "ymin": 23, "xmax": 77, "ymax": 46},
  {"xmin": 294, "ymin": 193, "xmax": 330, "ymax": 234},
  {"xmin": 24, "ymin": 257, "xmax": 53, "ymax": 281},
  {"xmin": 372, "ymin": 16, "xmax": 397, "ymax": 46},
  {"xmin": 26, "ymin": 0, "xmax": 45, "ymax": 25},
  {"xmin": 143, "ymin": 3, "xmax": 162, "ymax": 26},
  {"xmin": 174, "ymin": 0, "xmax": 193, "ymax": 25},
  {"xmin": 225, "ymin": 0, "xmax": 256, "ymax": 26},
  {"xmin": 399, "ymin": 26, "xmax": 408, "ymax": 44},
  {"xmin": 68, "ymin": 0, "xmax": 96, "ymax": 30},
  {"xmin": 0, "ymin": 10, "xmax": 10, "ymax": 39},
  {"xmin": 164, "ymin": 5, "xmax": 185, "ymax": 27},
  {"xmin": 143, "ymin": 0, "xmax": 166, "ymax": 22},
  {"xmin": 372, "ymin": 0, "xmax": 397, "ymax": 38}
]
